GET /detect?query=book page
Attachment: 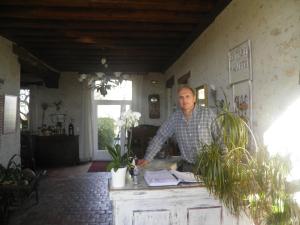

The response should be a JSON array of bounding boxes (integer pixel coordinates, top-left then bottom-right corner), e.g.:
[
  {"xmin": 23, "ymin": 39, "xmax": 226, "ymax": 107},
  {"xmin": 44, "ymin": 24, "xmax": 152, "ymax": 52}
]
[
  {"xmin": 144, "ymin": 170, "xmax": 180, "ymax": 186},
  {"xmin": 170, "ymin": 170, "xmax": 198, "ymax": 183}
]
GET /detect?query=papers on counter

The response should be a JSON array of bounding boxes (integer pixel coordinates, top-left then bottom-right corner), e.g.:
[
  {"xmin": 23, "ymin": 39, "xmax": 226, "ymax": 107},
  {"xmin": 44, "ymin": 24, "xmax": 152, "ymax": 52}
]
[{"xmin": 144, "ymin": 169, "xmax": 198, "ymax": 187}]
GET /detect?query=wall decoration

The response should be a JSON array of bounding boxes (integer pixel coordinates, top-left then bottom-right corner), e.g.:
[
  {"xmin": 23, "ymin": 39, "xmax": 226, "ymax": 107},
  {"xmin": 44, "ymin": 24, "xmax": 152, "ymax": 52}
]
[
  {"xmin": 148, "ymin": 94, "xmax": 160, "ymax": 119},
  {"xmin": 228, "ymin": 40, "xmax": 252, "ymax": 84},
  {"xmin": 232, "ymin": 81, "xmax": 252, "ymax": 127},
  {"xmin": 3, "ymin": 95, "xmax": 18, "ymax": 134},
  {"xmin": 196, "ymin": 84, "xmax": 208, "ymax": 106}
]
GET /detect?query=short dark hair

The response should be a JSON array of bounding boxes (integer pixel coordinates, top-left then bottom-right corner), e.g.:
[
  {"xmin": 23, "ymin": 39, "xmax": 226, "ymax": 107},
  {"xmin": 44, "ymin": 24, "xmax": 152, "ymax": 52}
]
[{"xmin": 177, "ymin": 85, "xmax": 196, "ymax": 96}]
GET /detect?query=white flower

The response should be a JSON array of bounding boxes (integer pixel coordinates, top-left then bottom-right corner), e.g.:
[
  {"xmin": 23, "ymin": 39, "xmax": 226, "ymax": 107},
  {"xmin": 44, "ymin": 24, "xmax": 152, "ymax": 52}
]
[
  {"xmin": 118, "ymin": 109, "xmax": 141, "ymax": 130},
  {"xmin": 80, "ymin": 74, "xmax": 87, "ymax": 80}
]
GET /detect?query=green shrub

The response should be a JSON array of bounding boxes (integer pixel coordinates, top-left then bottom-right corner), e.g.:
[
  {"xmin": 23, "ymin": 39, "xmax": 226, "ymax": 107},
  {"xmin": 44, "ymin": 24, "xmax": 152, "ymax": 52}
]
[{"xmin": 98, "ymin": 117, "xmax": 116, "ymax": 150}]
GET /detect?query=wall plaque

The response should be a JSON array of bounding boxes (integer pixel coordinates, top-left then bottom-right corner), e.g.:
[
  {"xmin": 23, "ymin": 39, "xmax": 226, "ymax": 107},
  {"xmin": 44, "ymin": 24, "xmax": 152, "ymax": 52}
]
[{"xmin": 228, "ymin": 40, "xmax": 252, "ymax": 84}]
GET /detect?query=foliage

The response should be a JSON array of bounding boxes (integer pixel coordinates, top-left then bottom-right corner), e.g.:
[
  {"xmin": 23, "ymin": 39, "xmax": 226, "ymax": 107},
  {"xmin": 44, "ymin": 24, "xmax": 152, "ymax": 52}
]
[
  {"xmin": 106, "ymin": 110, "xmax": 141, "ymax": 173},
  {"xmin": 106, "ymin": 144, "xmax": 131, "ymax": 172},
  {"xmin": 0, "ymin": 154, "xmax": 36, "ymax": 186},
  {"xmin": 98, "ymin": 117, "xmax": 116, "ymax": 150},
  {"xmin": 194, "ymin": 100, "xmax": 300, "ymax": 225}
]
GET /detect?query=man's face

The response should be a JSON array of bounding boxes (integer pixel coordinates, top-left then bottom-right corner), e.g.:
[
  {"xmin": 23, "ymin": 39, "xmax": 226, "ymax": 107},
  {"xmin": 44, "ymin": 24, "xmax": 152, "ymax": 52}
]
[{"xmin": 178, "ymin": 88, "xmax": 196, "ymax": 112}]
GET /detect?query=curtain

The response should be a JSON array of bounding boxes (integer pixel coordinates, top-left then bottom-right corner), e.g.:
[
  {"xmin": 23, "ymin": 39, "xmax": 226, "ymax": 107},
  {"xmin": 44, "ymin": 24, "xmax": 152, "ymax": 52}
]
[{"xmin": 79, "ymin": 83, "xmax": 94, "ymax": 162}]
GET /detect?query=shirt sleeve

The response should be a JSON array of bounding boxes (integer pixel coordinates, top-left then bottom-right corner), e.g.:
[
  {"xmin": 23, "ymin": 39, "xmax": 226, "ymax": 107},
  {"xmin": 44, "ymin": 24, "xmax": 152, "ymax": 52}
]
[{"xmin": 144, "ymin": 114, "xmax": 175, "ymax": 161}]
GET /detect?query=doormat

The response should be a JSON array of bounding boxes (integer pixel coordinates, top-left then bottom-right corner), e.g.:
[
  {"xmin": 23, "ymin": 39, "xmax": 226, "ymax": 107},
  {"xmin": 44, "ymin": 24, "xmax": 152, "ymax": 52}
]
[{"xmin": 88, "ymin": 161, "xmax": 110, "ymax": 172}]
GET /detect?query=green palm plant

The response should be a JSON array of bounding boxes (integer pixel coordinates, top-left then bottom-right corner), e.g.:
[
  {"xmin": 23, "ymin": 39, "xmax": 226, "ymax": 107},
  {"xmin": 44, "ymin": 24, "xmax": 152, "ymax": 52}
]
[{"xmin": 194, "ymin": 99, "xmax": 300, "ymax": 225}]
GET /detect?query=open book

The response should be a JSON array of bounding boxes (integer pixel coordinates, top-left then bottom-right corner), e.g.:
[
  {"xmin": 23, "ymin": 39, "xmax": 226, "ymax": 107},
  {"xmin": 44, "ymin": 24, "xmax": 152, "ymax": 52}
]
[{"xmin": 144, "ymin": 169, "xmax": 198, "ymax": 187}]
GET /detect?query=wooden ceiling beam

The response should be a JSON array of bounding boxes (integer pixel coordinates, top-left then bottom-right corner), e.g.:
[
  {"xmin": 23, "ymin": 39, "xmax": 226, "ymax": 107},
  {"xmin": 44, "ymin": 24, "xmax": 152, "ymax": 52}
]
[
  {"xmin": 0, "ymin": 19, "xmax": 196, "ymax": 32},
  {"xmin": 1, "ymin": 29, "xmax": 188, "ymax": 39},
  {"xmin": 0, "ymin": 0, "xmax": 214, "ymax": 13},
  {"xmin": 16, "ymin": 39, "xmax": 181, "ymax": 48},
  {"xmin": 53, "ymin": 64, "xmax": 163, "ymax": 73},
  {"xmin": 0, "ymin": 7, "xmax": 210, "ymax": 24},
  {"xmin": 35, "ymin": 49, "xmax": 174, "ymax": 57}
]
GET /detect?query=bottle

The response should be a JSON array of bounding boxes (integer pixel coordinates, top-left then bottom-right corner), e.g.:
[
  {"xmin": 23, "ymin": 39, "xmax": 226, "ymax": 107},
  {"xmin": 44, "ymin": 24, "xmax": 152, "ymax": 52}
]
[
  {"xmin": 133, "ymin": 166, "xmax": 139, "ymax": 185},
  {"xmin": 68, "ymin": 119, "xmax": 74, "ymax": 136}
]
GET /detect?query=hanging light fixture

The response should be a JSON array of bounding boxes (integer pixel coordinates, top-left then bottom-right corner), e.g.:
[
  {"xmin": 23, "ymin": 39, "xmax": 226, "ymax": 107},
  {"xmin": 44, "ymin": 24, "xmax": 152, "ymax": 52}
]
[{"xmin": 78, "ymin": 57, "xmax": 129, "ymax": 96}]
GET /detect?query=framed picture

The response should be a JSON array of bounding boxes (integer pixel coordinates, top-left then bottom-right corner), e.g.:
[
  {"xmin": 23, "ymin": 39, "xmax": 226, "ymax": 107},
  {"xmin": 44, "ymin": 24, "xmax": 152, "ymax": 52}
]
[
  {"xmin": 3, "ymin": 95, "xmax": 18, "ymax": 134},
  {"xmin": 232, "ymin": 81, "xmax": 252, "ymax": 127},
  {"xmin": 228, "ymin": 40, "xmax": 252, "ymax": 85},
  {"xmin": 196, "ymin": 84, "xmax": 208, "ymax": 106}
]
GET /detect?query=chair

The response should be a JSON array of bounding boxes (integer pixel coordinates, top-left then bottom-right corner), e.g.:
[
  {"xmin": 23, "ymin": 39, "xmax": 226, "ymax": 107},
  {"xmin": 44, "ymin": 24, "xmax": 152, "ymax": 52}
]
[{"xmin": 131, "ymin": 125, "xmax": 159, "ymax": 159}]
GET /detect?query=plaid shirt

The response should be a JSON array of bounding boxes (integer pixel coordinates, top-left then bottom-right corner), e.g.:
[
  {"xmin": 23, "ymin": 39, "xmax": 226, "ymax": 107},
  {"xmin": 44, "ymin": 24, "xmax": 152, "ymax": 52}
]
[{"xmin": 144, "ymin": 105, "xmax": 218, "ymax": 163}]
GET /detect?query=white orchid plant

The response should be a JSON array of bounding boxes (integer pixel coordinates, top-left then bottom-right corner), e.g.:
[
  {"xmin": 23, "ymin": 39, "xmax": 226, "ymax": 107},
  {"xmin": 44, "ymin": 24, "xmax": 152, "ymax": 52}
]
[{"xmin": 117, "ymin": 109, "xmax": 141, "ymax": 157}]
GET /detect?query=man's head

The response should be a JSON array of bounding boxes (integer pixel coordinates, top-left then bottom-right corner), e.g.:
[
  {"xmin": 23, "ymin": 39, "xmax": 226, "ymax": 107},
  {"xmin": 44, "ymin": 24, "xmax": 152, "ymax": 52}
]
[{"xmin": 177, "ymin": 86, "xmax": 196, "ymax": 113}]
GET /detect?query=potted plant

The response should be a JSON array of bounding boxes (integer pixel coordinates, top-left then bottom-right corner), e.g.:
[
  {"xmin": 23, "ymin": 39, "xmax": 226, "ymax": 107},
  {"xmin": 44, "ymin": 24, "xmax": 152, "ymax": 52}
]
[
  {"xmin": 107, "ymin": 109, "xmax": 141, "ymax": 188},
  {"xmin": 106, "ymin": 144, "xmax": 130, "ymax": 188},
  {"xmin": 194, "ymin": 99, "xmax": 300, "ymax": 225}
]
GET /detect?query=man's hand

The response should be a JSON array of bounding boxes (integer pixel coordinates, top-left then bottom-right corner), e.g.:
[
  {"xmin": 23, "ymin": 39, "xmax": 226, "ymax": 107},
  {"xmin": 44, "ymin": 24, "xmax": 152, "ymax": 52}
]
[{"xmin": 137, "ymin": 159, "xmax": 149, "ymax": 167}]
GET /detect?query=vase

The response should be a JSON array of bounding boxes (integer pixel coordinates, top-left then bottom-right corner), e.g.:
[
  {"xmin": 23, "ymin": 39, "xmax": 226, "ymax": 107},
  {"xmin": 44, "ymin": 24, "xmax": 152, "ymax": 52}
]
[{"xmin": 111, "ymin": 167, "xmax": 127, "ymax": 188}]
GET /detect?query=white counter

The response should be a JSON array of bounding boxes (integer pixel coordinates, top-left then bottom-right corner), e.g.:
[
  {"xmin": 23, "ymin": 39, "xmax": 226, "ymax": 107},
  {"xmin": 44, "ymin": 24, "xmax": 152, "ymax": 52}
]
[{"xmin": 109, "ymin": 157, "xmax": 250, "ymax": 225}]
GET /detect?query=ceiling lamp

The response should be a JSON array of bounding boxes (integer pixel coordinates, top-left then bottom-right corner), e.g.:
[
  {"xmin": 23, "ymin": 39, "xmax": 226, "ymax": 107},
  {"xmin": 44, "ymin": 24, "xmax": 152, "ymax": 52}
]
[{"xmin": 78, "ymin": 57, "xmax": 129, "ymax": 96}]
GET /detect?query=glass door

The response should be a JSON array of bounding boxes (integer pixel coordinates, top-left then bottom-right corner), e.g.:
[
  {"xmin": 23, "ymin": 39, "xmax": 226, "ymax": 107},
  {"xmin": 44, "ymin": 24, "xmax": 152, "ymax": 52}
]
[{"xmin": 93, "ymin": 80, "xmax": 132, "ymax": 160}]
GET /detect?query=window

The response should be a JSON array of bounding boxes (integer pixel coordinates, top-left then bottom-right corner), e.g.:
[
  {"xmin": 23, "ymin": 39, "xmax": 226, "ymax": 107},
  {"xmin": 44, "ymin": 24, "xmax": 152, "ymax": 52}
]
[
  {"xmin": 196, "ymin": 84, "xmax": 208, "ymax": 107},
  {"xmin": 20, "ymin": 89, "xmax": 30, "ymax": 130},
  {"xmin": 94, "ymin": 80, "xmax": 132, "ymax": 151}
]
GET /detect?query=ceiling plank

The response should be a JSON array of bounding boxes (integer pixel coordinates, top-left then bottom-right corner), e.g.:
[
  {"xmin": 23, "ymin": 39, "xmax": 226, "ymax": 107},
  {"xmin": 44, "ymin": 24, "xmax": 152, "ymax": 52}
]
[
  {"xmin": 0, "ymin": 6, "xmax": 210, "ymax": 24},
  {"xmin": 0, "ymin": 0, "xmax": 213, "ymax": 13},
  {"xmin": 0, "ymin": 19, "xmax": 196, "ymax": 32}
]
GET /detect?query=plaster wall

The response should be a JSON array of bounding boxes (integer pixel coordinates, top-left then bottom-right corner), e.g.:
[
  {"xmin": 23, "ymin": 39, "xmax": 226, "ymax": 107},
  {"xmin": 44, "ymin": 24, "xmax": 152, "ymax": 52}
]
[
  {"xmin": 0, "ymin": 36, "xmax": 20, "ymax": 166},
  {"xmin": 166, "ymin": 0, "xmax": 300, "ymax": 138},
  {"xmin": 30, "ymin": 72, "xmax": 82, "ymax": 135},
  {"xmin": 133, "ymin": 72, "xmax": 167, "ymax": 126}
]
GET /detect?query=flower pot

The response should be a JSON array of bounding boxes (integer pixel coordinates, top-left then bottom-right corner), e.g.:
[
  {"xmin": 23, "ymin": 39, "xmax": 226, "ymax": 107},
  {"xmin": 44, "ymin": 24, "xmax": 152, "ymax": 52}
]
[{"xmin": 111, "ymin": 167, "xmax": 127, "ymax": 188}]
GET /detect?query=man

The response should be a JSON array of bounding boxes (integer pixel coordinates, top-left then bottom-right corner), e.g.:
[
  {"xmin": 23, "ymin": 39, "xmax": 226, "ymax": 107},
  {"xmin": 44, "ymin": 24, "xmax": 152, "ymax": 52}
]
[{"xmin": 138, "ymin": 86, "xmax": 219, "ymax": 171}]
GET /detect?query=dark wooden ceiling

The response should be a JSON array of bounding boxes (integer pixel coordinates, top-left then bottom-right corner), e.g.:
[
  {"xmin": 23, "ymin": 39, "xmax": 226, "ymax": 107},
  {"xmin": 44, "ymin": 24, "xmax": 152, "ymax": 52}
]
[{"xmin": 0, "ymin": 0, "xmax": 231, "ymax": 85}]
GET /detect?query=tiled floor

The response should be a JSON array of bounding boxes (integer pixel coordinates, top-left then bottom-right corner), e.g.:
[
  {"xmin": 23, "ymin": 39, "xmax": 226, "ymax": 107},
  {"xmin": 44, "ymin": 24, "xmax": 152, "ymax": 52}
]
[{"xmin": 7, "ymin": 166, "xmax": 113, "ymax": 225}]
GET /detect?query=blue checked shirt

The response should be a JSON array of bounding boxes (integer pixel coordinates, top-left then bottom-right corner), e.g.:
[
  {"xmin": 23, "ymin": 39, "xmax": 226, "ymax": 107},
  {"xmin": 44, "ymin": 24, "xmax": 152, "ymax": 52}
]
[{"xmin": 144, "ymin": 105, "xmax": 218, "ymax": 163}]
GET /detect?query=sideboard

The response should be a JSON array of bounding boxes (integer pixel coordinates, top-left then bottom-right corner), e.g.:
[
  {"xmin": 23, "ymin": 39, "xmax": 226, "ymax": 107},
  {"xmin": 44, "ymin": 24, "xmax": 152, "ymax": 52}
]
[{"xmin": 35, "ymin": 135, "xmax": 79, "ymax": 167}]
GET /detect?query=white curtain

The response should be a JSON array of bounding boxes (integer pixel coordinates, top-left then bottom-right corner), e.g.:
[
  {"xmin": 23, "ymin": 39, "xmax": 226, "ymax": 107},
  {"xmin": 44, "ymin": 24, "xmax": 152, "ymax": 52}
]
[{"xmin": 79, "ymin": 83, "xmax": 94, "ymax": 162}]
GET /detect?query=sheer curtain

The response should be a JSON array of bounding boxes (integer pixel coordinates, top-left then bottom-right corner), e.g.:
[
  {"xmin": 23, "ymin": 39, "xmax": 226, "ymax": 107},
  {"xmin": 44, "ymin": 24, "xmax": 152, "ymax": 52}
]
[{"xmin": 79, "ymin": 83, "xmax": 95, "ymax": 162}]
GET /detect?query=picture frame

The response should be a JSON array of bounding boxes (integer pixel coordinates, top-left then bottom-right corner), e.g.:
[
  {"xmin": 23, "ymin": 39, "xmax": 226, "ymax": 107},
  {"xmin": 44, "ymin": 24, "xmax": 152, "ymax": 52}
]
[
  {"xmin": 3, "ymin": 95, "xmax": 18, "ymax": 134},
  {"xmin": 196, "ymin": 84, "xmax": 208, "ymax": 107},
  {"xmin": 228, "ymin": 40, "xmax": 252, "ymax": 85},
  {"xmin": 232, "ymin": 81, "xmax": 252, "ymax": 128}
]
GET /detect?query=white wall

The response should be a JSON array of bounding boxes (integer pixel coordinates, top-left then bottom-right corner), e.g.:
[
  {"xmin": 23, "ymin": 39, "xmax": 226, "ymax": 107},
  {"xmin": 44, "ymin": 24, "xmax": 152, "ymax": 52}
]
[
  {"xmin": 166, "ymin": 0, "xmax": 300, "ymax": 139},
  {"xmin": 132, "ymin": 73, "xmax": 167, "ymax": 126},
  {"xmin": 30, "ymin": 72, "xmax": 82, "ymax": 135},
  {"xmin": 0, "ymin": 36, "xmax": 21, "ymax": 166}
]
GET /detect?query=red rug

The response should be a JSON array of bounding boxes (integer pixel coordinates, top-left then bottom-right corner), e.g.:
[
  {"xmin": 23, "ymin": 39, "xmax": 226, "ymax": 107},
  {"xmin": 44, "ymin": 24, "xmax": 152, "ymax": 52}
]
[{"xmin": 88, "ymin": 161, "xmax": 110, "ymax": 172}]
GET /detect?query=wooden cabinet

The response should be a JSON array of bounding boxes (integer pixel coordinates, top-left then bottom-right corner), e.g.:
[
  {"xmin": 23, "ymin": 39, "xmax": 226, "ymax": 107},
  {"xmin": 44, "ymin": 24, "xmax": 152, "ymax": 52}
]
[{"xmin": 35, "ymin": 135, "xmax": 79, "ymax": 167}]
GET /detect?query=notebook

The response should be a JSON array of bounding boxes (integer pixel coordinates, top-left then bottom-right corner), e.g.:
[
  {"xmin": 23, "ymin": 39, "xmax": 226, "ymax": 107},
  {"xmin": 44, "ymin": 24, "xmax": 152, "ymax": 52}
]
[{"xmin": 144, "ymin": 169, "xmax": 198, "ymax": 187}]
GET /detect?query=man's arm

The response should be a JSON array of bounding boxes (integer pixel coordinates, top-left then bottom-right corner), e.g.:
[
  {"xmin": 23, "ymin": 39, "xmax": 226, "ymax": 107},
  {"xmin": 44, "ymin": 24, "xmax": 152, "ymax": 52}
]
[{"xmin": 142, "ymin": 115, "xmax": 175, "ymax": 163}]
